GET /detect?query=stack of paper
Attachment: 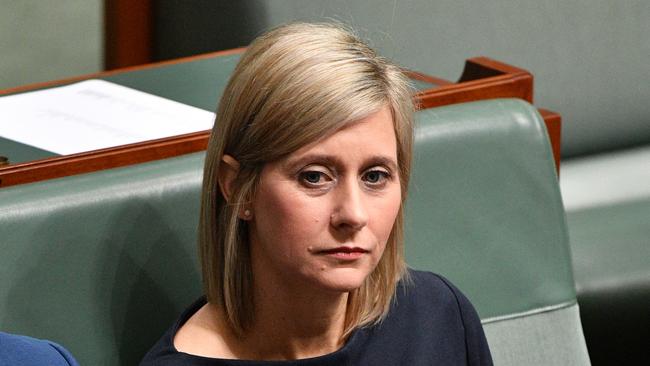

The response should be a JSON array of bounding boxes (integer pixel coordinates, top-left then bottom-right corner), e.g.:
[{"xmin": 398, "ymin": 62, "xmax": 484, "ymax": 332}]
[{"xmin": 0, "ymin": 79, "xmax": 216, "ymax": 155}]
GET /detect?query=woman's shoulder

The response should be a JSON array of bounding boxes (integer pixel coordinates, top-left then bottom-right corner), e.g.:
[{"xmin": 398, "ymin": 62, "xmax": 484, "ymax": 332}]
[
  {"xmin": 0, "ymin": 332, "xmax": 79, "ymax": 366},
  {"xmin": 353, "ymin": 269, "xmax": 492, "ymax": 365},
  {"xmin": 384, "ymin": 269, "xmax": 486, "ymax": 346},
  {"xmin": 399, "ymin": 269, "xmax": 476, "ymax": 312},
  {"xmin": 374, "ymin": 269, "xmax": 492, "ymax": 365}
]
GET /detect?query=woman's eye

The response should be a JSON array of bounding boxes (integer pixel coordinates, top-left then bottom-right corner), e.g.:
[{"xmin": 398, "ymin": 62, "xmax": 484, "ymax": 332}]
[
  {"xmin": 363, "ymin": 170, "xmax": 390, "ymax": 185},
  {"xmin": 299, "ymin": 170, "xmax": 332, "ymax": 186}
]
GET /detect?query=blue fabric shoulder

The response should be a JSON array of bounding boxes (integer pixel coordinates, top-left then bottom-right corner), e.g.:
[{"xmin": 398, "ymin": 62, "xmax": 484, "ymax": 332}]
[{"xmin": 0, "ymin": 332, "xmax": 80, "ymax": 366}]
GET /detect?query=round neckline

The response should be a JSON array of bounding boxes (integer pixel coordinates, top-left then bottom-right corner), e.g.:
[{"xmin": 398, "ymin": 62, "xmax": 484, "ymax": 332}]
[{"xmin": 169, "ymin": 296, "xmax": 367, "ymax": 364}]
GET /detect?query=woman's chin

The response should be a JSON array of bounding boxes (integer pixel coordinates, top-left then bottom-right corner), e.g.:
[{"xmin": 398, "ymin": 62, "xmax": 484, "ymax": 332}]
[{"xmin": 310, "ymin": 268, "xmax": 371, "ymax": 293}]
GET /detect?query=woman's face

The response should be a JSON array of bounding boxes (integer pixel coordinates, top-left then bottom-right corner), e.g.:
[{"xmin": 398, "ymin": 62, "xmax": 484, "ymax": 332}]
[{"xmin": 248, "ymin": 106, "xmax": 402, "ymax": 293}]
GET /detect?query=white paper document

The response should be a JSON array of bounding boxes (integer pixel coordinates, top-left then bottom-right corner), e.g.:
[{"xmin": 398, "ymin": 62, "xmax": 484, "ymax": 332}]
[{"xmin": 0, "ymin": 79, "xmax": 215, "ymax": 155}]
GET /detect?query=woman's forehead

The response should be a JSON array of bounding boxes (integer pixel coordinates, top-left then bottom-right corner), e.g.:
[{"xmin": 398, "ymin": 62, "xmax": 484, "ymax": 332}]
[{"xmin": 276, "ymin": 106, "xmax": 397, "ymax": 168}]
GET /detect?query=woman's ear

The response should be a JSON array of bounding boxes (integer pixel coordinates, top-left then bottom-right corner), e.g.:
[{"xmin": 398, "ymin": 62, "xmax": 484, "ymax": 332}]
[{"xmin": 217, "ymin": 155, "xmax": 240, "ymax": 203}]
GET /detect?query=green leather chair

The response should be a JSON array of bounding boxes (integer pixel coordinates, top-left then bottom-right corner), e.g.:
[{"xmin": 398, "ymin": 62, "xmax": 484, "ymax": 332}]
[
  {"xmin": 406, "ymin": 99, "xmax": 590, "ymax": 365},
  {"xmin": 560, "ymin": 150, "xmax": 650, "ymax": 364},
  {"xmin": 0, "ymin": 99, "xmax": 590, "ymax": 365}
]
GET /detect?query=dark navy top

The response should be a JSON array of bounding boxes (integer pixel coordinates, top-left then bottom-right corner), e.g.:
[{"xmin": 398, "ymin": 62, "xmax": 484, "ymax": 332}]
[{"xmin": 141, "ymin": 270, "xmax": 493, "ymax": 365}]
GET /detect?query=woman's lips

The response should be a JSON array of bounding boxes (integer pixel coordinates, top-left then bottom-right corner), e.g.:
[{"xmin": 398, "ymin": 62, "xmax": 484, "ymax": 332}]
[{"xmin": 318, "ymin": 246, "xmax": 368, "ymax": 260}]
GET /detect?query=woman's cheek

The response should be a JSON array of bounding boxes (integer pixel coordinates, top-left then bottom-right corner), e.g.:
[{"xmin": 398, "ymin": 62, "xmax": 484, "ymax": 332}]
[{"xmin": 375, "ymin": 190, "xmax": 402, "ymax": 242}]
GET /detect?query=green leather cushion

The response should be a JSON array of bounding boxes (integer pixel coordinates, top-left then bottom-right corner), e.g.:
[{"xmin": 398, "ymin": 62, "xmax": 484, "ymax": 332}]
[
  {"xmin": 566, "ymin": 199, "xmax": 650, "ymax": 364},
  {"xmin": 560, "ymin": 146, "xmax": 650, "ymax": 364},
  {"xmin": 483, "ymin": 303, "xmax": 589, "ymax": 366}
]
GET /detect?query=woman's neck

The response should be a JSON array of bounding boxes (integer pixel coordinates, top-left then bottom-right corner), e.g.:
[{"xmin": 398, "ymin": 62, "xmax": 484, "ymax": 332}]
[{"xmin": 237, "ymin": 274, "xmax": 349, "ymax": 360}]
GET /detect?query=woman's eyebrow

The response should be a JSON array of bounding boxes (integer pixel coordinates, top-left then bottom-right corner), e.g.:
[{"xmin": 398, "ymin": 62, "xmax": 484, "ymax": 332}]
[
  {"xmin": 282, "ymin": 154, "xmax": 343, "ymax": 171},
  {"xmin": 282, "ymin": 154, "xmax": 398, "ymax": 171},
  {"xmin": 366, "ymin": 156, "xmax": 399, "ymax": 172}
]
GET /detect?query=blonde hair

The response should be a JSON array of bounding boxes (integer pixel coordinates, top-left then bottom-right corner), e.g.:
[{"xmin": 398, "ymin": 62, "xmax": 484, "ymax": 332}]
[{"xmin": 199, "ymin": 22, "xmax": 414, "ymax": 337}]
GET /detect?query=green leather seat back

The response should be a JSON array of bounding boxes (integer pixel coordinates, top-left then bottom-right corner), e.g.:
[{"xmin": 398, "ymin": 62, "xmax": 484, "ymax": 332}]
[
  {"xmin": 406, "ymin": 99, "xmax": 574, "ymax": 316},
  {"xmin": 0, "ymin": 99, "xmax": 590, "ymax": 365},
  {"xmin": 0, "ymin": 154, "xmax": 206, "ymax": 365},
  {"xmin": 405, "ymin": 99, "xmax": 590, "ymax": 365}
]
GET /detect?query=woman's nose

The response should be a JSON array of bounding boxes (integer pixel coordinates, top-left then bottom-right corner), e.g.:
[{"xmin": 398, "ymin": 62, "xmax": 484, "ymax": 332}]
[{"xmin": 330, "ymin": 179, "xmax": 368, "ymax": 232}]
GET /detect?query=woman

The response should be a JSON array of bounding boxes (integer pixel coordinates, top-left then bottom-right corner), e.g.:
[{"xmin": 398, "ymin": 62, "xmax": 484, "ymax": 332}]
[{"xmin": 141, "ymin": 22, "xmax": 492, "ymax": 365}]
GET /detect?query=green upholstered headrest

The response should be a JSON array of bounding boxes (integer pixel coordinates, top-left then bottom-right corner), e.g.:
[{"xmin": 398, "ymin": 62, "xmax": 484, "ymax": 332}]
[{"xmin": 405, "ymin": 99, "xmax": 576, "ymax": 319}]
